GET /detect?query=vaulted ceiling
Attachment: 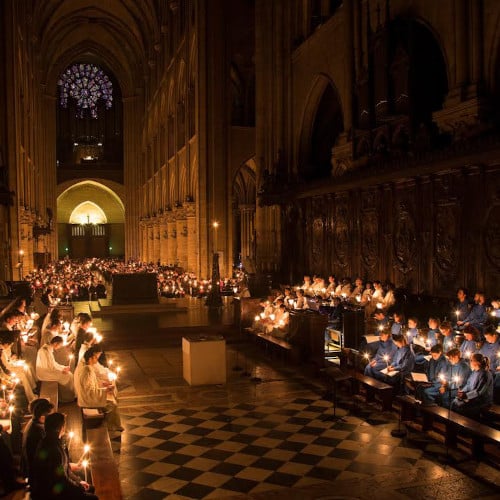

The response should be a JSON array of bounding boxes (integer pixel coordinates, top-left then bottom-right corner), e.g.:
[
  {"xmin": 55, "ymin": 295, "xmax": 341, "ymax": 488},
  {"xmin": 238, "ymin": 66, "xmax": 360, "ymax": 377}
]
[{"xmin": 32, "ymin": 0, "xmax": 162, "ymax": 96}]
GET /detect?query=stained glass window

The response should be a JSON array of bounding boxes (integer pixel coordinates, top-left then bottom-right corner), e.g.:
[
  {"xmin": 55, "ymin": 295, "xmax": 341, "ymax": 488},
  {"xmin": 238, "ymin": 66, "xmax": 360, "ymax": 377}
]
[{"xmin": 58, "ymin": 63, "xmax": 113, "ymax": 119}]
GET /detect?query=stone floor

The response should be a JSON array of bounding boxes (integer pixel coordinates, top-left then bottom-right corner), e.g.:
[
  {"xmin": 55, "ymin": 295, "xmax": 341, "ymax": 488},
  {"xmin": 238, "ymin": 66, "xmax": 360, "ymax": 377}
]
[{"xmin": 73, "ymin": 300, "xmax": 500, "ymax": 499}]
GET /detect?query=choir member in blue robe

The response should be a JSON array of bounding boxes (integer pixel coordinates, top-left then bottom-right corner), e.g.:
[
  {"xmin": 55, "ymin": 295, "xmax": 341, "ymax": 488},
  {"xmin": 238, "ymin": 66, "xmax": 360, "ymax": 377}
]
[
  {"xmin": 459, "ymin": 325, "xmax": 479, "ymax": 361},
  {"xmin": 457, "ymin": 292, "xmax": 488, "ymax": 332},
  {"xmin": 418, "ymin": 345, "xmax": 448, "ymax": 405},
  {"xmin": 364, "ymin": 330, "xmax": 397, "ymax": 378},
  {"xmin": 439, "ymin": 348, "xmax": 471, "ymax": 408},
  {"xmin": 374, "ymin": 334, "xmax": 415, "ymax": 389}
]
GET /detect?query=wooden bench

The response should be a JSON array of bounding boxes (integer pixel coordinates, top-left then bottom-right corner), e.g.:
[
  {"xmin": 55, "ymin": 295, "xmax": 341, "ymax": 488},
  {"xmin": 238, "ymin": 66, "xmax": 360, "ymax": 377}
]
[
  {"xmin": 397, "ymin": 395, "xmax": 500, "ymax": 460},
  {"xmin": 244, "ymin": 327, "xmax": 292, "ymax": 360},
  {"xmin": 348, "ymin": 369, "xmax": 393, "ymax": 411},
  {"xmin": 40, "ymin": 381, "xmax": 59, "ymax": 410},
  {"xmin": 87, "ymin": 425, "xmax": 123, "ymax": 500}
]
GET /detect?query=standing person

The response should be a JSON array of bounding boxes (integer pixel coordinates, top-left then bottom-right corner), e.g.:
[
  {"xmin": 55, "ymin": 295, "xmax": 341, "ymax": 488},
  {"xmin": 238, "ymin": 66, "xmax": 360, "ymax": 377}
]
[
  {"xmin": 36, "ymin": 336, "xmax": 75, "ymax": 403},
  {"xmin": 31, "ymin": 412, "xmax": 98, "ymax": 499}
]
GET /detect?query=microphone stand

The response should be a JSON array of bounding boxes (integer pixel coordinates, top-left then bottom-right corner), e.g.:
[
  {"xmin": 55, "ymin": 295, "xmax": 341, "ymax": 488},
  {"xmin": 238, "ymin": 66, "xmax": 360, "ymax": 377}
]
[{"xmin": 391, "ymin": 371, "xmax": 408, "ymax": 438}]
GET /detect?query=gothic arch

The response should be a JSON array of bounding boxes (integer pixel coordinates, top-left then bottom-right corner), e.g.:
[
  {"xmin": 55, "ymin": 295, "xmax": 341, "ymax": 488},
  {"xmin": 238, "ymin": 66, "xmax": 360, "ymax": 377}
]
[{"xmin": 298, "ymin": 74, "xmax": 344, "ymax": 180}]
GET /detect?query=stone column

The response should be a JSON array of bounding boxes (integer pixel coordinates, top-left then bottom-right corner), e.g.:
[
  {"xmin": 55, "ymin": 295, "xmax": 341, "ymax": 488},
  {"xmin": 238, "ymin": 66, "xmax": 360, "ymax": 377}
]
[
  {"xmin": 147, "ymin": 224, "xmax": 155, "ymax": 263},
  {"xmin": 185, "ymin": 202, "xmax": 198, "ymax": 273},
  {"xmin": 152, "ymin": 219, "xmax": 161, "ymax": 264},
  {"xmin": 160, "ymin": 217, "xmax": 169, "ymax": 265},
  {"xmin": 167, "ymin": 214, "xmax": 177, "ymax": 265},
  {"xmin": 239, "ymin": 204, "xmax": 255, "ymax": 272},
  {"xmin": 175, "ymin": 207, "xmax": 188, "ymax": 270}
]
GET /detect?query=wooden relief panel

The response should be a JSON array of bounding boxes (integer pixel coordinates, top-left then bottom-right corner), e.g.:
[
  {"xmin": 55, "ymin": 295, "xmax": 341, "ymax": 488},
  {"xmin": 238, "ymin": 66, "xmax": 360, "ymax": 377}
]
[
  {"xmin": 360, "ymin": 190, "xmax": 379, "ymax": 270},
  {"xmin": 333, "ymin": 196, "xmax": 349, "ymax": 269},
  {"xmin": 393, "ymin": 199, "xmax": 417, "ymax": 275}
]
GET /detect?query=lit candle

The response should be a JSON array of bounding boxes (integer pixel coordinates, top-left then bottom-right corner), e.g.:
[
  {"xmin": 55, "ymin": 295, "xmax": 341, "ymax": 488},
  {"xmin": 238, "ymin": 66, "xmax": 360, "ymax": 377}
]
[
  {"xmin": 465, "ymin": 351, "xmax": 471, "ymax": 359},
  {"xmin": 79, "ymin": 443, "xmax": 90, "ymax": 463},
  {"xmin": 363, "ymin": 352, "xmax": 370, "ymax": 361},
  {"xmin": 68, "ymin": 354, "xmax": 74, "ymax": 363},
  {"xmin": 68, "ymin": 430, "xmax": 74, "ymax": 448},
  {"xmin": 383, "ymin": 354, "xmax": 389, "ymax": 367},
  {"xmin": 455, "ymin": 310, "xmax": 460, "ymax": 318},
  {"xmin": 63, "ymin": 321, "xmax": 70, "ymax": 332},
  {"xmin": 82, "ymin": 459, "xmax": 89, "ymax": 482},
  {"xmin": 108, "ymin": 372, "xmax": 117, "ymax": 382},
  {"xmin": 116, "ymin": 367, "xmax": 121, "ymax": 375},
  {"xmin": 378, "ymin": 325, "xmax": 384, "ymax": 332},
  {"xmin": 376, "ymin": 303, "xmax": 383, "ymax": 309},
  {"xmin": 3, "ymin": 384, "xmax": 7, "ymax": 400},
  {"xmin": 254, "ymin": 315, "xmax": 260, "ymax": 322}
]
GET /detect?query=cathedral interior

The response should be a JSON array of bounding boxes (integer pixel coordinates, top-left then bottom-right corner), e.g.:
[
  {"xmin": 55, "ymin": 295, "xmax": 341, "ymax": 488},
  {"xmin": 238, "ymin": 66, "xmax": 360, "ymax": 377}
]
[{"xmin": 1, "ymin": 1, "xmax": 500, "ymax": 499}]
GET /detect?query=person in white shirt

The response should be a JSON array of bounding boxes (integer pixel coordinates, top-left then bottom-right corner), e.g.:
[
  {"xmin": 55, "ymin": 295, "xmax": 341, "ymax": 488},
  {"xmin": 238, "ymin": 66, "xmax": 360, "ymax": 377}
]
[
  {"xmin": 36, "ymin": 336, "xmax": 75, "ymax": 403},
  {"xmin": 75, "ymin": 347, "xmax": 122, "ymax": 431},
  {"xmin": 0, "ymin": 339, "xmax": 37, "ymax": 403}
]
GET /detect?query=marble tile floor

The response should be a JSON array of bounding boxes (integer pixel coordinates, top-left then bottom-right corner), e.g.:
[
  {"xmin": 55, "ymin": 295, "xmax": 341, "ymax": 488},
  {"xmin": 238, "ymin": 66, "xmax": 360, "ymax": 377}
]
[{"xmin": 107, "ymin": 342, "xmax": 500, "ymax": 500}]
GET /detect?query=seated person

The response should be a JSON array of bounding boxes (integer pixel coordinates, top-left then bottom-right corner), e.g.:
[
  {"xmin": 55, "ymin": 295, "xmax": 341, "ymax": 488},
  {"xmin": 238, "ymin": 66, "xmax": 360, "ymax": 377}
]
[
  {"xmin": 0, "ymin": 423, "xmax": 26, "ymax": 494},
  {"xmin": 21, "ymin": 398, "xmax": 55, "ymax": 483},
  {"xmin": 439, "ymin": 321, "xmax": 456, "ymax": 353},
  {"xmin": 31, "ymin": 412, "xmax": 97, "ymax": 500},
  {"xmin": 491, "ymin": 298, "xmax": 500, "ymax": 320},
  {"xmin": 438, "ymin": 348, "xmax": 471, "ymax": 408},
  {"xmin": 453, "ymin": 287, "xmax": 470, "ymax": 327},
  {"xmin": 36, "ymin": 336, "xmax": 75, "ymax": 403},
  {"xmin": 382, "ymin": 283, "xmax": 396, "ymax": 310},
  {"xmin": 414, "ymin": 318, "xmax": 440, "ymax": 367},
  {"xmin": 364, "ymin": 330, "xmax": 397, "ymax": 378},
  {"xmin": 479, "ymin": 325, "xmax": 500, "ymax": 403},
  {"xmin": 374, "ymin": 334, "xmax": 415, "ymax": 388},
  {"xmin": 406, "ymin": 317, "xmax": 419, "ymax": 344},
  {"xmin": 360, "ymin": 281, "xmax": 373, "ymax": 305},
  {"xmin": 460, "ymin": 325, "xmax": 479, "ymax": 360},
  {"xmin": 294, "ymin": 289, "xmax": 309, "ymax": 310},
  {"xmin": 457, "ymin": 291, "xmax": 488, "ymax": 331},
  {"xmin": 451, "ymin": 353, "xmax": 493, "ymax": 418},
  {"xmin": 350, "ymin": 277, "xmax": 364, "ymax": 302},
  {"xmin": 338, "ymin": 278, "xmax": 352, "ymax": 298},
  {"xmin": 391, "ymin": 312, "xmax": 405, "ymax": 336},
  {"xmin": 75, "ymin": 347, "xmax": 122, "ymax": 432},
  {"xmin": 0, "ymin": 336, "xmax": 37, "ymax": 403},
  {"xmin": 41, "ymin": 319, "xmax": 62, "ymax": 346},
  {"xmin": 416, "ymin": 344, "xmax": 448, "ymax": 405},
  {"xmin": 325, "ymin": 275, "xmax": 337, "ymax": 296},
  {"xmin": 74, "ymin": 314, "xmax": 94, "ymax": 363}
]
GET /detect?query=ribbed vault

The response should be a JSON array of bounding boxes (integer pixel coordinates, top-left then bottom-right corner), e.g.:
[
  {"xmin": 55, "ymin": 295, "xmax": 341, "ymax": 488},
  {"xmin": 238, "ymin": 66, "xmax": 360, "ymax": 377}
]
[{"xmin": 33, "ymin": 0, "xmax": 160, "ymax": 96}]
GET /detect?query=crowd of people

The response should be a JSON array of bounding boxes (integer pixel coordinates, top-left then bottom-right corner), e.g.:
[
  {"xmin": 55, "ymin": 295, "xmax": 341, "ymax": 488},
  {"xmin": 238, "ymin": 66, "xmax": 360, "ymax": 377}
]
[
  {"xmin": 251, "ymin": 276, "xmax": 500, "ymax": 418},
  {"xmin": 22, "ymin": 257, "xmax": 245, "ymax": 302},
  {"xmin": 0, "ymin": 296, "xmax": 122, "ymax": 497}
]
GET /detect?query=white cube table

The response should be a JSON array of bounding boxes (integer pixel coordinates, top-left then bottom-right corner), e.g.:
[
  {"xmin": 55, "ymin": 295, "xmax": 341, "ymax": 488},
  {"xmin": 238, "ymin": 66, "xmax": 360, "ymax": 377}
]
[{"xmin": 182, "ymin": 334, "xmax": 226, "ymax": 386}]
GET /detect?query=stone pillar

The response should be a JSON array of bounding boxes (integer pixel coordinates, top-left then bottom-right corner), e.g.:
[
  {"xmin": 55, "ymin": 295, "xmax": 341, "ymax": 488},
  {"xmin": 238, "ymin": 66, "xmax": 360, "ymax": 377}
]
[
  {"xmin": 167, "ymin": 214, "xmax": 177, "ymax": 265},
  {"xmin": 175, "ymin": 207, "xmax": 188, "ymax": 270},
  {"xmin": 123, "ymin": 95, "xmax": 143, "ymax": 261},
  {"xmin": 185, "ymin": 202, "xmax": 198, "ymax": 273},
  {"xmin": 147, "ymin": 224, "xmax": 155, "ymax": 263},
  {"xmin": 239, "ymin": 204, "xmax": 255, "ymax": 272},
  {"xmin": 152, "ymin": 220, "xmax": 161, "ymax": 264},
  {"xmin": 160, "ymin": 217, "xmax": 169, "ymax": 265}
]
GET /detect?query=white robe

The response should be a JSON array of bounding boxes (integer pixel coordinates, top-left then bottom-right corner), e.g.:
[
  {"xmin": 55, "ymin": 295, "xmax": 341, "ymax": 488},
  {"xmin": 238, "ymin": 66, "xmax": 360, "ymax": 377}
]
[
  {"xmin": 75, "ymin": 365, "xmax": 107, "ymax": 408},
  {"xmin": 36, "ymin": 345, "xmax": 74, "ymax": 402}
]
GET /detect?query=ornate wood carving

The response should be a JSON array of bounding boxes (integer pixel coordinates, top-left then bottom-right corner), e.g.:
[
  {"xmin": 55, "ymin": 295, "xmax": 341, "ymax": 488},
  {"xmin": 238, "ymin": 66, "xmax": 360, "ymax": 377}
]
[{"xmin": 393, "ymin": 200, "xmax": 416, "ymax": 274}]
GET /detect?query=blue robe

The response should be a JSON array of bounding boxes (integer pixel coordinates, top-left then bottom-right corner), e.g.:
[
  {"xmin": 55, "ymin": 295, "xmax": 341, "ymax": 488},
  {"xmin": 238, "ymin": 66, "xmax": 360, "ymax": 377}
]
[
  {"xmin": 419, "ymin": 355, "xmax": 448, "ymax": 403},
  {"xmin": 440, "ymin": 360, "xmax": 472, "ymax": 407},
  {"xmin": 461, "ymin": 303, "xmax": 487, "ymax": 331},
  {"xmin": 459, "ymin": 339, "xmax": 477, "ymax": 359},
  {"xmin": 364, "ymin": 339, "xmax": 397, "ymax": 377},
  {"xmin": 451, "ymin": 369, "xmax": 493, "ymax": 417}
]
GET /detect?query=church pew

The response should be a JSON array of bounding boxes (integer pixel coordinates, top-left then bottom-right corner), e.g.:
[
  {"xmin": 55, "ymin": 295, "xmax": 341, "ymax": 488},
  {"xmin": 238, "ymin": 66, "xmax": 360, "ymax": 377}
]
[
  {"xmin": 39, "ymin": 381, "xmax": 59, "ymax": 410},
  {"xmin": 86, "ymin": 425, "xmax": 123, "ymax": 500},
  {"xmin": 348, "ymin": 369, "xmax": 393, "ymax": 411},
  {"xmin": 397, "ymin": 395, "xmax": 500, "ymax": 460}
]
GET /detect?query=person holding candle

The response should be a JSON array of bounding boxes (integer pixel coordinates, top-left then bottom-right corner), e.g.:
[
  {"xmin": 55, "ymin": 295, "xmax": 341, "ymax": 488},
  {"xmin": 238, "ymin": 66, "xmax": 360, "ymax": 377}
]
[
  {"xmin": 438, "ymin": 321, "xmax": 456, "ymax": 354},
  {"xmin": 451, "ymin": 353, "xmax": 493, "ymax": 418},
  {"xmin": 0, "ymin": 337, "xmax": 38, "ymax": 403},
  {"xmin": 406, "ymin": 317, "xmax": 419, "ymax": 345},
  {"xmin": 374, "ymin": 334, "xmax": 415, "ymax": 387},
  {"xmin": 21, "ymin": 398, "xmax": 55, "ymax": 482},
  {"xmin": 364, "ymin": 330, "xmax": 397, "ymax": 378},
  {"xmin": 75, "ymin": 347, "xmax": 122, "ymax": 432},
  {"xmin": 36, "ymin": 336, "xmax": 75, "ymax": 403},
  {"xmin": 452, "ymin": 287, "xmax": 471, "ymax": 328},
  {"xmin": 460, "ymin": 325, "xmax": 479, "ymax": 360},
  {"xmin": 439, "ymin": 349, "xmax": 471, "ymax": 408},
  {"xmin": 417, "ymin": 344, "xmax": 448, "ymax": 405},
  {"xmin": 31, "ymin": 412, "xmax": 97, "ymax": 499},
  {"xmin": 360, "ymin": 281, "xmax": 374, "ymax": 305}
]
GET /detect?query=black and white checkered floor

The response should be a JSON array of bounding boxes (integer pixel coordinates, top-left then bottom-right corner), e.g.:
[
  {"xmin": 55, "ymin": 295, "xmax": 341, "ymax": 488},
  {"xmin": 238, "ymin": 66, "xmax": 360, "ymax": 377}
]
[{"xmin": 112, "ymin": 394, "xmax": 500, "ymax": 499}]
